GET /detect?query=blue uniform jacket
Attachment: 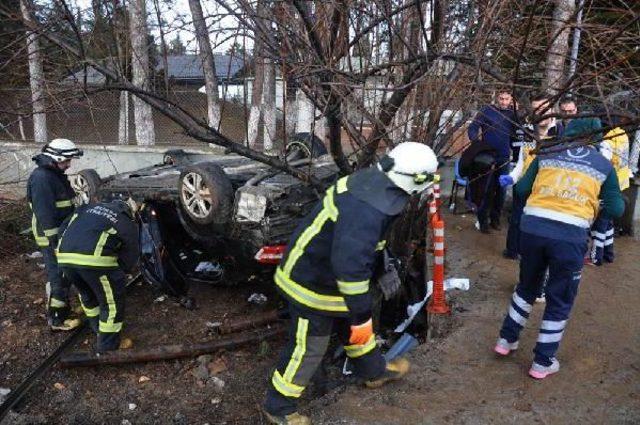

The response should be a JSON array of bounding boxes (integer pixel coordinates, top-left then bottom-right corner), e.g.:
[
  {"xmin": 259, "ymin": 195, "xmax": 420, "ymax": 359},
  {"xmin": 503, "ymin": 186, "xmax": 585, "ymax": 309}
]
[
  {"xmin": 274, "ymin": 168, "xmax": 407, "ymax": 324},
  {"xmin": 26, "ymin": 154, "xmax": 76, "ymax": 246},
  {"xmin": 57, "ymin": 201, "xmax": 140, "ymax": 272}
]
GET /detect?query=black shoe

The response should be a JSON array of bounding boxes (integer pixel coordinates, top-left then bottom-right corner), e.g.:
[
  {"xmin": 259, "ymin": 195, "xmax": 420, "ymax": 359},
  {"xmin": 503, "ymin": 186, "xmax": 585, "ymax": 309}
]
[
  {"xmin": 502, "ymin": 249, "xmax": 519, "ymax": 260},
  {"xmin": 480, "ymin": 223, "xmax": 491, "ymax": 234},
  {"xmin": 490, "ymin": 221, "xmax": 502, "ymax": 231}
]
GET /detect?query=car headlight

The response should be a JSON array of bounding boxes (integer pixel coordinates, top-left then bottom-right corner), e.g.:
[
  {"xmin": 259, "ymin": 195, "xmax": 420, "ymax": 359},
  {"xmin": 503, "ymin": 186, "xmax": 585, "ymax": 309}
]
[{"xmin": 235, "ymin": 191, "xmax": 267, "ymax": 222}]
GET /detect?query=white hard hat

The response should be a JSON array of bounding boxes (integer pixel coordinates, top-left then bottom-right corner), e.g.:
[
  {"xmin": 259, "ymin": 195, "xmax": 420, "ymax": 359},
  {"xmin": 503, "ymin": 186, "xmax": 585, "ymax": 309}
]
[
  {"xmin": 379, "ymin": 142, "xmax": 439, "ymax": 194},
  {"xmin": 42, "ymin": 138, "xmax": 83, "ymax": 162}
]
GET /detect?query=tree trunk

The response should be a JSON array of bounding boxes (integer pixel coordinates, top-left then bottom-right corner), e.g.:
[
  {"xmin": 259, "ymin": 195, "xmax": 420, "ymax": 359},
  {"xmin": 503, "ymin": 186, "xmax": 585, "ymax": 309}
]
[
  {"xmin": 544, "ymin": 0, "xmax": 576, "ymax": 95},
  {"xmin": 262, "ymin": 58, "xmax": 276, "ymax": 152},
  {"xmin": 118, "ymin": 91, "xmax": 130, "ymax": 144},
  {"xmin": 129, "ymin": 0, "xmax": 156, "ymax": 146},
  {"xmin": 188, "ymin": 0, "xmax": 220, "ymax": 129},
  {"xmin": 248, "ymin": 0, "xmax": 268, "ymax": 151},
  {"xmin": 20, "ymin": 0, "xmax": 47, "ymax": 144}
]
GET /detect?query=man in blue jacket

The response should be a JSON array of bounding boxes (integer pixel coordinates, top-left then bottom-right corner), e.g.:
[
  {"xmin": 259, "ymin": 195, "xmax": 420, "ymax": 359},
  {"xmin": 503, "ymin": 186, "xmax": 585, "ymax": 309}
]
[
  {"xmin": 26, "ymin": 138, "xmax": 83, "ymax": 331},
  {"xmin": 468, "ymin": 90, "xmax": 517, "ymax": 233},
  {"xmin": 263, "ymin": 142, "xmax": 439, "ymax": 425}
]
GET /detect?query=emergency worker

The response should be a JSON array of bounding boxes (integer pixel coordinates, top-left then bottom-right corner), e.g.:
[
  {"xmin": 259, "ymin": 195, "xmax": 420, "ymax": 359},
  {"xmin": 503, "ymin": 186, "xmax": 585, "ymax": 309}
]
[
  {"xmin": 263, "ymin": 142, "xmax": 439, "ymax": 425},
  {"xmin": 26, "ymin": 138, "xmax": 83, "ymax": 330},
  {"xmin": 57, "ymin": 199, "xmax": 140, "ymax": 352},
  {"xmin": 589, "ymin": 117, "xmax": 631, "ymax": 265},
  {"xmin": 494, "ymin": 119, "xmax": 624, "ymax": 379}
]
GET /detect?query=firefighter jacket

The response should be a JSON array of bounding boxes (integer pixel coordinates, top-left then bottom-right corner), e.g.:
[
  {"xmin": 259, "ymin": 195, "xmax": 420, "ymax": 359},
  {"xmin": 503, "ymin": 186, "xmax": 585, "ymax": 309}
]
[
  {"xmin": 602, "ymin": 127, "xmax": 631, "ymax": 191},
  {"xmin": 516, "ymin": 144, "xmax": 624, "ymax": 243},
  {"xmin": 26, "ymin": 154, "xmax": 76, "ymax": 247},
  {"xmin": 274, "ymin": 167, "xmax": 408, "ymax": 324},
  {"xmin": 57, "ymin": 201, "xmax": 140, "ymax": 272}
]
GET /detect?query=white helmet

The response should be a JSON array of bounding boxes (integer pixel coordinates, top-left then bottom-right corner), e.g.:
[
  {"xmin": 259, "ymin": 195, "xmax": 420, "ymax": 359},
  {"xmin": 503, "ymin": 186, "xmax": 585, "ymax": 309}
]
[
  {"xmin": 42, "ymin": 138, "xmax": 83, "ymax": 162},
  {"xmin": 379, "ymin": 142, "xmax": 439, "ymax": 194}
]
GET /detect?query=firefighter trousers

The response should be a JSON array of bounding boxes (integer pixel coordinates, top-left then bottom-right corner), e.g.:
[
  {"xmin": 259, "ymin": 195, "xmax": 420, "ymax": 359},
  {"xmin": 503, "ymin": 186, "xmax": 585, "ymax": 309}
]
[
  {"xmin": 42, "ymin": 245, "xmax": 70, "ymax": 311},
  {"xmin": 264, "ymin": 303, "xmax": 386, "ymax": 417},
  {"xmin": 499, "ymin": 231, "xmax": 587, "ymax": 366},
  {"xmin": 61, "ymin": 267, "xmax": 126, "ymax": 352}
]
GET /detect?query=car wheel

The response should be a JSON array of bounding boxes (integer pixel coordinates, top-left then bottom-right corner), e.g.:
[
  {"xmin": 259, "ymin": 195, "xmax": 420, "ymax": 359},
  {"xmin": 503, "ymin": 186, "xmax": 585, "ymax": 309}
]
[
  {"xmin": 284, "ymin": 132, "xmax": 328, "ymax": 160},
  {"xmin": 178, "ymin": 162, "xmax": 234, "ymax": 225},
  {"xmin": 70, "ymin": 169, "xmax": 101, "ymax": 203}
]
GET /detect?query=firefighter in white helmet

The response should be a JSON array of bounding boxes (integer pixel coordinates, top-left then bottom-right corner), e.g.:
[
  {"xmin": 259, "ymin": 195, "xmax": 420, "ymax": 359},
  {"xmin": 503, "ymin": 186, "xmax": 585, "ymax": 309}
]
[
  {"xmin": 263, "ymin": 142, "xmax": 438, "ymax": 425},
  {"xmin": 26, "ymin": 138, "xmax": 83, "ymax": 331}
]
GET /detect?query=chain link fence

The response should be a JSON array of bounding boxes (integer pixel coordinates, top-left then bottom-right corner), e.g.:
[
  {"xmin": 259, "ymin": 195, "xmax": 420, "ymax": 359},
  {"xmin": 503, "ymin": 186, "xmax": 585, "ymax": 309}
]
[{"xmin": 0, "ymin": 87, "xmax": 248, "ymax": 146}]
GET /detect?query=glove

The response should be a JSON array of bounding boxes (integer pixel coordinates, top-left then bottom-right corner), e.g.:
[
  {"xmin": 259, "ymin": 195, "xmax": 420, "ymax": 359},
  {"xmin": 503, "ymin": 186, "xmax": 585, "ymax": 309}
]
[
  {"xmin": 48, "ymin": 235, "xmax": 59, "ymax": 250},
  {"xmin": 499, "ymin": 175, "xmax": 514, "ymax": 187},
  {"xmin": 349, "ymin": 318, "xmax": 373, "ymax": 345}
]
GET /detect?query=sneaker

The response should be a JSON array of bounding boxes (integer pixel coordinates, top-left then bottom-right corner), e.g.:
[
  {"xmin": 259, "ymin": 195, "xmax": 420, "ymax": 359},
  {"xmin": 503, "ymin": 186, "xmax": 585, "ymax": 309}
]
[
  {"xmin": 263, "ymin": 410, "xmax": 311, "ymax": 425},
  {"xmin": 502, "ymin": 249, "xmax": 519, "ymax": 260},
  {"xmin": 365, "ymin": 357, "xmax": 410, "ymax": 389},
  {"xmin": 494, "ymin": 338, "xmax": 519, "ymax": 356},
  {"xmin": 529, "ymin": 358, "xmax": 560, "ymax": 379},
  {"xmin": 475, "ymin": 221, "xmax": 491, "ymax": 234}
]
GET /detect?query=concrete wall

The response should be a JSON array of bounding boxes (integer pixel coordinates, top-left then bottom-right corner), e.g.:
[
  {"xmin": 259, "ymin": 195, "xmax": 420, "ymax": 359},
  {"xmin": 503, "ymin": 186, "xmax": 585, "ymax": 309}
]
[{"xmin": 0, "ymin": 141, "xmax": 224, "ymax": 198}]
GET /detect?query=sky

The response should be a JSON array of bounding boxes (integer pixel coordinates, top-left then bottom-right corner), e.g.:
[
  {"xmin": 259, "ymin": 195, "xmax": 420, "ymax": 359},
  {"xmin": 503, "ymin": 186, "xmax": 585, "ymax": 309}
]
[{"xmin": 73, "ymin": 0, "xmax": 249, "ymax": 54}]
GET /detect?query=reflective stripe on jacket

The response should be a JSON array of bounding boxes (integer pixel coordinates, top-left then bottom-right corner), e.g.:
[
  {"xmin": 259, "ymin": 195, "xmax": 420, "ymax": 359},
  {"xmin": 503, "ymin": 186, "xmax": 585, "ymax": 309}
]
[{"xmin": 275, "ymin": 170, "xmax": 400, "ymax": 322}]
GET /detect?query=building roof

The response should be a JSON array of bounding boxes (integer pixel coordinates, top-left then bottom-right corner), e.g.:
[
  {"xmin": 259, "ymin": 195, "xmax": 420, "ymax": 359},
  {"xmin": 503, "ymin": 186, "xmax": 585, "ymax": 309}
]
[
  {"xmin": 157, "ymin": 54, "xmax": 245, "ymax": 81},
  {"xmin": 64, "ymin": 54, "xmax": 245, "ymax": 86}
]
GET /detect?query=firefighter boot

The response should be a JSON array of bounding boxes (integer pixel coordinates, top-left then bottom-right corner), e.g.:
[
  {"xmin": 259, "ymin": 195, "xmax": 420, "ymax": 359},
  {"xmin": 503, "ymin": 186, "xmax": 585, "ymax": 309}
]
[
  {"xmin": 263, "ymin": 410, "xmax": 311, "ymax": 425},
  {"xmin": 365, "ymin": 357, "xmax": 410, "ymax": 389},
  {"xmin": 48, "ymin": 307, "xmax": 82, "ymax": 331}
]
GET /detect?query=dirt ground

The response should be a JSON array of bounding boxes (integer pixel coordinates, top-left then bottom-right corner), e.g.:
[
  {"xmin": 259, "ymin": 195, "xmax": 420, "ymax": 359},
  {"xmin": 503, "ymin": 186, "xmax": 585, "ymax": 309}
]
[{"xmin": 1, "ymin": 209, "xmax": 639, "ymax": 424}]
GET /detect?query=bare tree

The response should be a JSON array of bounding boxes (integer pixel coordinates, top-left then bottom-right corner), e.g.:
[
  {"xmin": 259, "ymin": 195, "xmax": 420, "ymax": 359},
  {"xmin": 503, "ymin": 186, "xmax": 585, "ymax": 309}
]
[
  {"xmin": 188, "ymin": 0, "xmax": 221, "ymax": 129},
  {"xmin": 19, "ymin": 0, "xmax": 46, "ymax": 143},
  {"xmin": 128, "ymin": 0, "xmax": 155, "ymax": 146},
  {"xmin": 544, "ymin": 0, "xmax": 576, "ymax": 94}
]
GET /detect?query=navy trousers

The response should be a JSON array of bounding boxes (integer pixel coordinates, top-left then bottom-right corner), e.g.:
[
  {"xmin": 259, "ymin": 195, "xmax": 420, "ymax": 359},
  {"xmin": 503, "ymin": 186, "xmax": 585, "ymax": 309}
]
[
  {"xmin": 42, "ymin": 245, "xmax": 71, "ymax": 310},
  {"xmin": 477, "ymin": 163, "xmax": 508, "ymax": 226},
  {"xmin": 590, "ymin": 214, "xmax": 615, "ymax": 265},
  {"xmin": 505, "ymin": 190, "xmax": 525, "ymax": 256},
  {"xmin": 499, "ymin": 231, "xmax": 587, "ymax": 366},
  {"xmin": 264, "ymin": 304, "xmax": 385, "ymax": 416}
]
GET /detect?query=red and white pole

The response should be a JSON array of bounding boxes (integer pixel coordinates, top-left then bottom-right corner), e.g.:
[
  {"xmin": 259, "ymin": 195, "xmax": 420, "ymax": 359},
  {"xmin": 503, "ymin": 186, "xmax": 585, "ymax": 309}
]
[{"xmin": 427, "ymin": 219, "xmax": 450, "ymax": 314}]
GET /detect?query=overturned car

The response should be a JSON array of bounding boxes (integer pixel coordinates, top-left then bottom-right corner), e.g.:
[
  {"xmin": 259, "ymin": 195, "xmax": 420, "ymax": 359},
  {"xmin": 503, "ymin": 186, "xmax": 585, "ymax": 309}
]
[
  {"xmin": 69, "ymin": 135, "xmax": 341, "ymax": 298},
  {"xmin": 69, "ymin": 135, "xmax": 431, "ymax": 333}
]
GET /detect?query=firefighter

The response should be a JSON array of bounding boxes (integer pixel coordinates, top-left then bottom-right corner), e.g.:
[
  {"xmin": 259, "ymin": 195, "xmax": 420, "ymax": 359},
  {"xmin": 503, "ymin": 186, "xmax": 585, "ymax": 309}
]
[
  {"xmin": 263, "ymin": 142, "xmax": 439, "ymax": 425},
  {"xmin": 26, "ymin": 138, "xmax": 83, "ymax": 331},
  {"xmin": 57, "ymin": 199, "xmax": 140, "ymax": 352},
  {"xmin": 494, "ymin": 118, "xmax": 624, "ymax": 379}
]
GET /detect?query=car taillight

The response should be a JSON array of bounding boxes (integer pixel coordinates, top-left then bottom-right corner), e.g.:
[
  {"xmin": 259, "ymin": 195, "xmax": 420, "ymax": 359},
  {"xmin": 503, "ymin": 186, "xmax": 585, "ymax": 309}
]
[{"xmin": 255, "ymin": 245, "xmax": 286, "ymax": 265}]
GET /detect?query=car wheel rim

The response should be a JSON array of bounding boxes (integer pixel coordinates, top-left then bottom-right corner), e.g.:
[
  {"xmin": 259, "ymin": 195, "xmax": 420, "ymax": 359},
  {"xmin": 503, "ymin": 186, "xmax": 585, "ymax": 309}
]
[{"xmin": 181, "ymin": 172, "xmax": 212, "ymax": 219}]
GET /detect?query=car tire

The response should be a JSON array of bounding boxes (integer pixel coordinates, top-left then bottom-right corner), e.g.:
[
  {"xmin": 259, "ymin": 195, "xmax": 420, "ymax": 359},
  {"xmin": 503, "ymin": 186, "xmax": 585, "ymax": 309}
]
[
  {"xmin": 284, "ymin": 132, "xmax": 328, "ymax": 160},
  {"xmin": 70, "ymin": 169, "xmax": 101, "ymax": 202},
  {"xmin": 178, "ymin": 162, "xmax": 234, "ymax": 225}
]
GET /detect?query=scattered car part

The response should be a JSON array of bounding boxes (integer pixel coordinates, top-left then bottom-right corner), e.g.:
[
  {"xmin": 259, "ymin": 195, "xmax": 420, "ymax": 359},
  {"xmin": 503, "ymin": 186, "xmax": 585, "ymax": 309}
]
[
  {"xmin": 254, "ymin": 245, "xmax": 286, "ymax": 265},
  {"xmin": 217, "ymin": 310, "xmax": 282, "ymax": 335},
  {"xmin": 59, "ymin": 326, "xmax": 285, "ymax": 368},
  {"xmin": 284, "ymin": 132, "xmax": 328, "ymax": 160}
]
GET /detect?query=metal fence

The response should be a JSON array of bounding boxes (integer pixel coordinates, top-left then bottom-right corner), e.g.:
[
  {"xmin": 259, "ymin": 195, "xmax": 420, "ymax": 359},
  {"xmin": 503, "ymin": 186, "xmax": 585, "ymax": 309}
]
[{"xmin": 0, "ymin": 88, "xmax": 249, "ymax": 146}]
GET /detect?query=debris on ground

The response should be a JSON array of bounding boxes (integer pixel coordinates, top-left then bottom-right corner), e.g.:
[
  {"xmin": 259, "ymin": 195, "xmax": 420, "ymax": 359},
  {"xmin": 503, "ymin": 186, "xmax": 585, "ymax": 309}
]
[
  {"xmin": 128, "ymin": 403, "xmax": 137, "ymax": 411},
  {"xmin": 53, "ymin": 382, "xmax": 65, "ymax": 390},
  {"xmin": 0, "ymin": 387, "xmax": 10, "ymax": 404},
  {"xmin": 138, "ymin": 376, "xmax": 151, "ymax": 383},
  {"xmin": 247, "ymin": 293, "xmax": 268, "ymax": 305},
  {"xmin": 25, "ymin": 251, "xmax": 43, "ymax": 259}
]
